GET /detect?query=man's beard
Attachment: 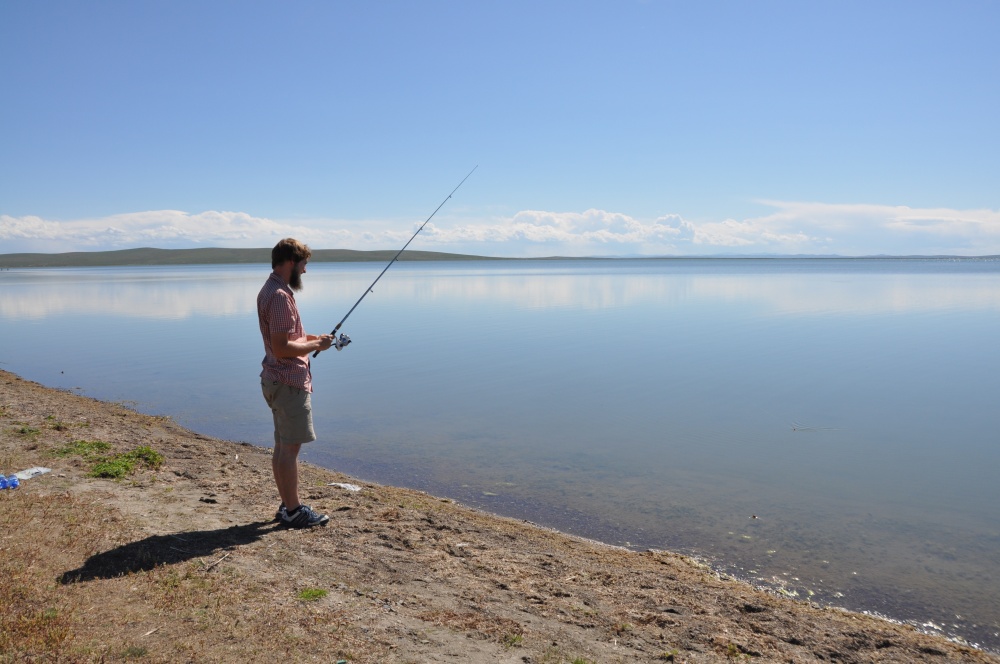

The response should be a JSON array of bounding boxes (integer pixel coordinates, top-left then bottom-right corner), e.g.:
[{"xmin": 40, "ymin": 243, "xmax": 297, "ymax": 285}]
[{"xmin": 289, "ymin": 268, "xmax": 303, "ymax": 291}]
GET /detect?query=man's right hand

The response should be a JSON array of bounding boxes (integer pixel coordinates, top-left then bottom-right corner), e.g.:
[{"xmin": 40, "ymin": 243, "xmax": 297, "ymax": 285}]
[{"xmin": 316, "ymin": 335, "xmax": 334, "ymax": 352}]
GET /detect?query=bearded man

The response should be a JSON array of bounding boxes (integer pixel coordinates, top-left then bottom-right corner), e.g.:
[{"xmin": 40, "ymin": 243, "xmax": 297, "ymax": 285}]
[{"xmin": 257, "ymin": 238, "xmax": 334, "ymax": 528}]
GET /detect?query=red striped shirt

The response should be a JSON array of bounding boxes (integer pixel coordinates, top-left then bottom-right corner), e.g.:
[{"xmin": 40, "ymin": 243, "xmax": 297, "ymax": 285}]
[{"xmin": 257, "ymin": 272, "xmax": 312, "ymax": 392}]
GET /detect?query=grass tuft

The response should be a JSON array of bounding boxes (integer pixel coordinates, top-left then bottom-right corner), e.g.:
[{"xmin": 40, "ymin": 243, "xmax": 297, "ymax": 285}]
[
  {"xmin": 45, "ymin": 416, "xmax": 85, "ymax": 431},
  {"xmin": 12, "ymin": 425, "xmax": 41, "ymax": 439},
  {"xmin": 502, "ymin": 632, "xmax": 523, "ymax": 648},
  {"xmin": 297, "ymin": 588, "xmax": 328, "ymax": 601},
  {"xmin": 122, "ymin": 645, "xmax": 149, "ymax": 659}
]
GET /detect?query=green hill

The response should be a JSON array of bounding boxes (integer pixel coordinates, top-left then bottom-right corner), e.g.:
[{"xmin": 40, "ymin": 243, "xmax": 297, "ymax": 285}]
[{"xmin": 0, "ymin": 247, "xmax": 502, "ymax": 268}]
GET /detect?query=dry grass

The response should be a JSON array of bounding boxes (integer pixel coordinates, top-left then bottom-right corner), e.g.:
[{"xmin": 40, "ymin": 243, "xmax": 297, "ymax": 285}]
[
  {"xmin": 416, "ymin": 608, "xmax": 523, "ymax": 644},
  {"xmin": 0, "ymin": 487, "xmax": 369, "ymax": 663},
  {"xmin": 0, "ymin": 490, "xmax": 125, "ymax": 660}
]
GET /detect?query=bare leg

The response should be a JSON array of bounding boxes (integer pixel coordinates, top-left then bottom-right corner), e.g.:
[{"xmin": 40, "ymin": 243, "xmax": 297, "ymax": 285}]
[{"xmin": 272, "ymin": 442, "xmax": 302, "ymax": 512}]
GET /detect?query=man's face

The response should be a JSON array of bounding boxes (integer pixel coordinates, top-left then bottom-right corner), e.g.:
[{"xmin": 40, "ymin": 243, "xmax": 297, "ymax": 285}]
[{"xmin": 289, "ymin": 259, "xmax": 307, "ymax": 291}]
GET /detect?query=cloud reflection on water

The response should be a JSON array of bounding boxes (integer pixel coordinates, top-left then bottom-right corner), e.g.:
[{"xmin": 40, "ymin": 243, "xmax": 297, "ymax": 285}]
[{"xmin": 3, "ymin": 260, "xmax": 999, "ymax": 321}]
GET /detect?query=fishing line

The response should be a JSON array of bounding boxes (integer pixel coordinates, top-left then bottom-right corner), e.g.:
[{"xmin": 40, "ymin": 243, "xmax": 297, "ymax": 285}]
[{"xmin": 313, "ymin": 165, "xmax": 478, "ymax": 358}]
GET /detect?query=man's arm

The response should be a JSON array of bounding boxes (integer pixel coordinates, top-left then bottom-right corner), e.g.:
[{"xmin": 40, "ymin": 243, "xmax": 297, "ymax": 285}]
[{"xmin": 270, "ymin": 331, "xmax": 333, "ymax": 358}]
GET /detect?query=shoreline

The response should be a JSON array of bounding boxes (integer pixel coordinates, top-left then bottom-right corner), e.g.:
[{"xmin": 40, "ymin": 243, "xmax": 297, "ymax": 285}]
[
  {"xmin": 2, "ymin": 368, "xmax": 998, "ymax": 663},
  {"xmin": 2, "ymin": 246, "xmax": 999, "ymax": 269}
]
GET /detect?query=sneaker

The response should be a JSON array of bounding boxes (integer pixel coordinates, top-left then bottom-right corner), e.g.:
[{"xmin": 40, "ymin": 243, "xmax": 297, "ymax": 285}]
[
  {"xmin": 274, "ymin": 503, "xmax": 286, "ymax": 521},
  {"xmin": 281, "ymin": 504, "xmax": 330, "ymax": 528}
]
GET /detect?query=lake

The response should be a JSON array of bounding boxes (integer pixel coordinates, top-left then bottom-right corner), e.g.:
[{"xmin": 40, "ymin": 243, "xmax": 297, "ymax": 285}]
[{"xmin": 1, "ymin": 258, "xmax": 998, "ymax": 650}]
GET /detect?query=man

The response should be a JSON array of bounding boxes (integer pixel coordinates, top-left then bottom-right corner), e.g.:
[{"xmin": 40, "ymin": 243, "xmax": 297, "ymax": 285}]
[{"xmin": 257, "ymin": 238, "xmax": 334, "ymax": 528}]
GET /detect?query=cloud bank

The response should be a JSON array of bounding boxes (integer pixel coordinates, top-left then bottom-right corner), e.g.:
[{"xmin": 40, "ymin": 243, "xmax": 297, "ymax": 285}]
[{"xmin": 2, "ymin": 202, "xmax": 998, "ymax": 256}]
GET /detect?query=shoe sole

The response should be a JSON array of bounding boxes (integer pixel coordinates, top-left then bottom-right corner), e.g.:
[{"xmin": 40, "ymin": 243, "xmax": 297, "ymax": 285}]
[
  {"xmin": 279, "ymin": 510, "xmax": 330, "ymax": 528},
  {"xmin": 279, "ymin": 518, "xmax": 329, "ymax": 529}
]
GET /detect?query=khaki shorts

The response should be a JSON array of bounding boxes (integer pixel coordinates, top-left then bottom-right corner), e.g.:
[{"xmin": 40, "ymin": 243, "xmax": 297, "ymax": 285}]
[{"xmin": 261, "ymin": 379, "xmax": 316, "ymax": 446}]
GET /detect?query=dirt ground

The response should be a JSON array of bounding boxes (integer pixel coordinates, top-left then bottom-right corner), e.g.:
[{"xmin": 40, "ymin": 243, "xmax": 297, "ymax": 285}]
[{"xmin": 2, "ymin": 368, "xmax": 998, "ymax": 663}]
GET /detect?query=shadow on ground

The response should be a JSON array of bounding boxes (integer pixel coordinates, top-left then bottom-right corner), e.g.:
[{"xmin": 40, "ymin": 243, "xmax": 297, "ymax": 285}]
[{"xmin": 59, "ymin": 521, "xmax": 279, "ymax": 583}]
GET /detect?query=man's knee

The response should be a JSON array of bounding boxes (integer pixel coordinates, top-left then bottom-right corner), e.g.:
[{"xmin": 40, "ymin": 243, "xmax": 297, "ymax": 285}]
[{"xmin": 274, "ymin": 442, "xmax": 302, "ymax": 461}]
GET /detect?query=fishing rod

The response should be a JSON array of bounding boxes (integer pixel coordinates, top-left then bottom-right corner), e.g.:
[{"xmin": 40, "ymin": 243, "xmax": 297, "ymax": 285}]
[{"xmin": 313, "ymin": 165, "xmax": 478, "ymax": 358}]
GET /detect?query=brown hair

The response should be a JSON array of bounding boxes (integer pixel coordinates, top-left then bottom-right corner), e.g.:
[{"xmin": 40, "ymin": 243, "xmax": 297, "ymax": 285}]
[{"xmin": 271, "ymin": 238, "xmax": 312, "ymax": 268}]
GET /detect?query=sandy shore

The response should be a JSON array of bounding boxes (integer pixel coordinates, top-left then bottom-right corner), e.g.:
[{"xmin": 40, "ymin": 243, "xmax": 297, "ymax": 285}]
[{"xmin": 2, "ymin": 368, "xmax": 997, "ymax": 663}]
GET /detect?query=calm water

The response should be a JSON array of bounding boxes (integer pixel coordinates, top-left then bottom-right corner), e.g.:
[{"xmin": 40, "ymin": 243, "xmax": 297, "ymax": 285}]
[{"xmin": 2, "ymin": 258, "xmax": 998, "ymax": 650}]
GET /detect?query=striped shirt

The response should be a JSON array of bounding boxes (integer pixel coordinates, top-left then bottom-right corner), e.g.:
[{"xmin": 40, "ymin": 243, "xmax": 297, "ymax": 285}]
[{"xmin": 257, "ymin": 272, "xmax": 312, "ymax": 392}]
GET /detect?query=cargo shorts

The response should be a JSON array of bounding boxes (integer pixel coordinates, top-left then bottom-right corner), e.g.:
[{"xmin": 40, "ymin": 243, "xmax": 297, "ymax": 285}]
[{"xmin": 261, "ymin": 379, "xmax": 317, "ymax": 446}]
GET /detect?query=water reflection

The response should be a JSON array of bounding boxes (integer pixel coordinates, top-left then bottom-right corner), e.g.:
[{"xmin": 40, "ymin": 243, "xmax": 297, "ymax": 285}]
[
  {"xmin": 1, "ymin": 268, "xmax": 264, "ymax": 320},
  {"xmin": 4, "ymin": 259, "xmax": 1000, "ymax": 320}
]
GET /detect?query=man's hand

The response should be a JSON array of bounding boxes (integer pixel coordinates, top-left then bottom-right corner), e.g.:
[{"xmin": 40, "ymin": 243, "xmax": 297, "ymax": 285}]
[{"xmin": 312, "ymin": 334, "xmax": 335, "ymax": 352}]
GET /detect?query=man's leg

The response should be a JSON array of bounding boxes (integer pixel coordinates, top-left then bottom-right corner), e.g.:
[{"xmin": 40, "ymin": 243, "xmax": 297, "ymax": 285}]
[
  {"xmin": 264, "ymin": 382, "xmax": 327, "ymax": 527},
  {"xmin": 273, "ymin": 441, "xmax": 329, "ymax": 528},
  {"xmin": 272, "ymin": 442, "xmax": 302, "ymax": 512}
]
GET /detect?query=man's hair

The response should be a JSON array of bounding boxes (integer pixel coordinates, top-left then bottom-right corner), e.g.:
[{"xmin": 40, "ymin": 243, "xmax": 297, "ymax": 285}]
[{"xmin": 271, "ymin": 238, "xmax": 312, "ymax": 268}]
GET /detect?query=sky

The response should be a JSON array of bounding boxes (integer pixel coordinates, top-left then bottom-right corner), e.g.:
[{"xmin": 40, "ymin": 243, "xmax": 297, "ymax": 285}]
[{"xmin": 1, "ymin": 1, "xmax": 998, "ymax": 257}]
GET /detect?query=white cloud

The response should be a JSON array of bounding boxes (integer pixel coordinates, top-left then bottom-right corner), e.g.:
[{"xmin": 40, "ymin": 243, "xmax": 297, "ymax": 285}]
[
  {"xmin": 757, "ymin": 201, "xmax": 1000, "ymax": 255},
  {"xmin": 0, "ymin": 211, "xmax": 355, "ymax": 253},
  {"xmin": 420, "ymin": 203, "xmax": 1000, "ymax": 255},
  {"xmin": 2, "ymin": 201, "xmax": 999, "ymax": 256},
  {"xmin": 419, "ymin": 209, "xmax": 691, "ymax": 254}
]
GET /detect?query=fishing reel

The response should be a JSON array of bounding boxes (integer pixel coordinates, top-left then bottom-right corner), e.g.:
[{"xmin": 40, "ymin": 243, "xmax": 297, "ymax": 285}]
[{"xmin": 312, "ymin": 332, "xmax": 351, "ymax": 358}]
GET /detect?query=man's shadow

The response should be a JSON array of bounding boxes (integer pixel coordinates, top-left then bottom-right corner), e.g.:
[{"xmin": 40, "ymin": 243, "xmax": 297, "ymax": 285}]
[{"xmin": 59, "ymin": 520, "xmax": 280, "ymax": 584}]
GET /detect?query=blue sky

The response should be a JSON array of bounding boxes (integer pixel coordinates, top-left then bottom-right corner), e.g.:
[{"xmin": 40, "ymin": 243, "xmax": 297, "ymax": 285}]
[{"xmin": 2, "ymin": 1, "xmax": 998, "ymax": 257}]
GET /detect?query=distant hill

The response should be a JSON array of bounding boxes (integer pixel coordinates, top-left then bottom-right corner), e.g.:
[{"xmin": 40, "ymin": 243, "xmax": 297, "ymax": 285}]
[
  {"xmin": 0, "ymin": 247, "xmax": 504, "ymax": 268},
  {"xmin": 1, "ymin": 248, "xmax": 994, "ymax": 268}
]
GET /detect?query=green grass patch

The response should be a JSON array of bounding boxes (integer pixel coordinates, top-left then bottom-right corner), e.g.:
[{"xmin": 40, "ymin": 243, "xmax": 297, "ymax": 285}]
[
  {"xmin": 54, "ymin": 439, "xmax": 112, "ymax": 460},
  {"xmin": 88, "ymin": 458, "xmax": 137, "ymax": 479},
  {"xmin": 54, "ymin": 440, "xmax": 164, "ymax": 478},
  {"xmin": 12, "ymin": 425, "xmax": 41, "ymax": 439},
  {"xmin": 296, "ymin": 588, "xmax": 328, "ymax": 601},
  {"xmin": 89, "ymin": 446, "xmax": 164, "ymax": 479}
]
